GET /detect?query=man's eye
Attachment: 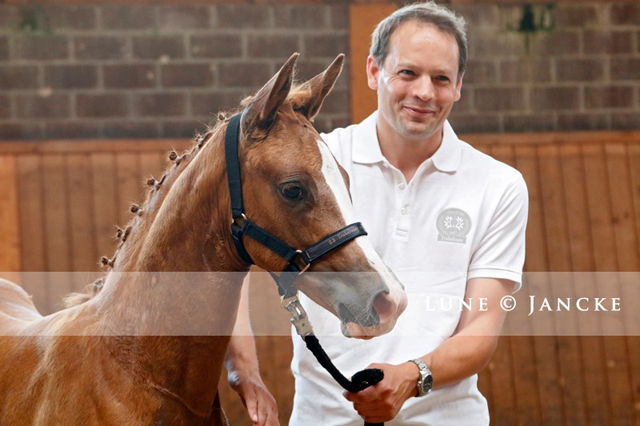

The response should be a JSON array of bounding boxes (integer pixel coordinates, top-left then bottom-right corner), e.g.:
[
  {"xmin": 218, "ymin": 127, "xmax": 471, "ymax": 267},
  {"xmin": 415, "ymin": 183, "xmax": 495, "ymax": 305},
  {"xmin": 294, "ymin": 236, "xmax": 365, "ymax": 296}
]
[
  {"xmin": 399, "ymin": 70, "xmax": 416, "ymax": 76},
  {"xmin": 436, "ymin": 76, "xmax": 450, "ymax": 82},
  {"xmin": 281, "ymin": 184, "xmax": 305, "ymax": 201}
]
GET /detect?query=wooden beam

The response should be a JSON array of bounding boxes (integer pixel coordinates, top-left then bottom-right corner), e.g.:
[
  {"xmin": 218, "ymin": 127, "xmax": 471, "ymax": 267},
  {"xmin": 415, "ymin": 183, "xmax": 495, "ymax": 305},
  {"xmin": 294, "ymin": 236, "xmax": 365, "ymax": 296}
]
[
  {"xmin": 349, "ymin": 3, "xmax": 396, "ymax": 124},
  {"xmin": 2, "ymin": 132, "xmax": 640, "ymax": 156},
  {"xmin": 0, "ymin": 139, "xmax": 192, "ymax": 155},
  {"xmin": 461, "ymin": 131, "xmax": 640, "ymax": 146}
]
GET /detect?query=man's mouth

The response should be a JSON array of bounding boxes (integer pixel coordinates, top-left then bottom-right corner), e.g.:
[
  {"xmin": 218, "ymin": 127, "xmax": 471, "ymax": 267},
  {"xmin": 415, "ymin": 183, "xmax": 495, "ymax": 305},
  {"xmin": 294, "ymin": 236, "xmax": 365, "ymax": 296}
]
[{"xmin": 403, "ymin": 105, "xmax": 436, "ymax": 116}]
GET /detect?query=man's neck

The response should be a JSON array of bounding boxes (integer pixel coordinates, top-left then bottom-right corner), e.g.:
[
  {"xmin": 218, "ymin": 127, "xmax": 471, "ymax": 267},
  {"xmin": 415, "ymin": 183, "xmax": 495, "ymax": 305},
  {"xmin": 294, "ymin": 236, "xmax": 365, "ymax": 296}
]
[{"xmin": 376, "ymin": 122, "xmax": 443, "ymax": 183}]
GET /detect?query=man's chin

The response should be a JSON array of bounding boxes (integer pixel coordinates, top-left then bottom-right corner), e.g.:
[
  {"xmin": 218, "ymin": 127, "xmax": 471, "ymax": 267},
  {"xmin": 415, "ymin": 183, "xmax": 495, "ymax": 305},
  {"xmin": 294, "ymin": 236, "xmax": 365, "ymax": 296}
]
[{"xmin": 398, "ymin": 121, "xmax": 441, "ymax": 140}]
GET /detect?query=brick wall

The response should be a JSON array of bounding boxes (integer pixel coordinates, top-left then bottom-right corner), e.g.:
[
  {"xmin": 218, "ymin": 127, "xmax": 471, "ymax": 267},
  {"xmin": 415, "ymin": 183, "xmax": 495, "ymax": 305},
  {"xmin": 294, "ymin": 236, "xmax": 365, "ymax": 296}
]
[
  {"xmin": 0, "ymin": 2, "xmax": 638, "ymax": 140},
  {"xmin": 449, "ymin": 1, "xmax": 640, "ymax": 133},
  {"xmin": 0, "ymin": 4, "xmax": 349, "ymax": 139}
]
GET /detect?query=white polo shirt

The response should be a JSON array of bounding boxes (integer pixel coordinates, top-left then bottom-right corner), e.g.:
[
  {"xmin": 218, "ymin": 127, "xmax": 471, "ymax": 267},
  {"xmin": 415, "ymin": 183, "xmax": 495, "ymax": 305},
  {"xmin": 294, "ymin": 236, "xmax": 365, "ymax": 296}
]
[{"xmin": 290, "ymin": 112, "xmax": 528, "ymax": 425}]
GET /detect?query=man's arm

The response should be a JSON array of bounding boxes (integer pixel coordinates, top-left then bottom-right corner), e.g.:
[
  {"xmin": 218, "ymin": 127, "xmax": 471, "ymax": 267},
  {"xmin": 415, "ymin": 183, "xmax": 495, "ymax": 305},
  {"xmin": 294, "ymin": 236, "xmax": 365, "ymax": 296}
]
[
  {"xmin": 344, "ymin": 277, "xmax": 514, "ymax": 424},
  {"xmin": 225, "ymin": 275, "xmax": 279, "ymax": 426}
]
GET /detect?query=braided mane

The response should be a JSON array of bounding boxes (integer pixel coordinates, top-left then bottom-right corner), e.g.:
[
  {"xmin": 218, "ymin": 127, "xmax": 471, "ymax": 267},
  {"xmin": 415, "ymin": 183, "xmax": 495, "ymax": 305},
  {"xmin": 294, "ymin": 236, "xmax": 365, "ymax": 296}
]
[{"xmin": 64, "ymin": 82, "xmax": 312, "ymax": 308}]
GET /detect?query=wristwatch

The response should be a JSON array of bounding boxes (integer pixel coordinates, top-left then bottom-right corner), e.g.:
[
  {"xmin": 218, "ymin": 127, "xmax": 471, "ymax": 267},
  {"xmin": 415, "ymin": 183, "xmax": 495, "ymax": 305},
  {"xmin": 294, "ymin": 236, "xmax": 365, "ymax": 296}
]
[{"xmin": 408, "ymin": 358, "xmax": 433, "ymax": 397}]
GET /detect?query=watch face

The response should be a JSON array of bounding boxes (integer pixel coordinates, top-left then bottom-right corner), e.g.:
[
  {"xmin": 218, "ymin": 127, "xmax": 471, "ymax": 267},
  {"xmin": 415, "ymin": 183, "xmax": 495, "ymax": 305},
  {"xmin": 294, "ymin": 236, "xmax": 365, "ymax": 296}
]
[{"xmin": 424, "ymin": 374, "xmax": 434, "ymax": 392}]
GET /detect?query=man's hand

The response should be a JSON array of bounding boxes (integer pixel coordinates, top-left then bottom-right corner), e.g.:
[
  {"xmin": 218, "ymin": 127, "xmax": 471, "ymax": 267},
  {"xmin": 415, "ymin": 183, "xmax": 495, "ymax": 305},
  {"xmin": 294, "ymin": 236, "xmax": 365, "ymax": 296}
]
[
  {"xmin": 225, "ymin": 275, "xmax": 279, "ymax": 425},
  {"xmin": 228, "ymin": 371, "xmax": 279, "ymax": 426},
  {"xmin": 342, "ymin": 362, "xmax": 418, "ymax": 423}
]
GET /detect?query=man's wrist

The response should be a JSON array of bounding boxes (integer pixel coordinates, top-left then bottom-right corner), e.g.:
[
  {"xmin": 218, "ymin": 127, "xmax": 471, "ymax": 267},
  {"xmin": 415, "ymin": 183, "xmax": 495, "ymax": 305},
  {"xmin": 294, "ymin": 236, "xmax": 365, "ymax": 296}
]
[
  {"xmin": 404, "ymin": 361, "xmax": 421, "ymax": 398},
  {"xmin": 227, "ymin": 363, "xmax": 261, "ymax": 378},
  {"xmin": 408, "ymin": 358, "xmax": 433, "ymax": 397}
]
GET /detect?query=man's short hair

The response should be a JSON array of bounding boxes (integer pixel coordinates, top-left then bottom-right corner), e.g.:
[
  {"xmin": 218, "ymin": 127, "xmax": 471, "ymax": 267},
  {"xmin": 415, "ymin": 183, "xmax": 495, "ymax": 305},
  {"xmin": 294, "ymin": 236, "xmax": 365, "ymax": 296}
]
[{"xmin": 370, "ymin": 1, "xmax": 468, "ymax": 79}]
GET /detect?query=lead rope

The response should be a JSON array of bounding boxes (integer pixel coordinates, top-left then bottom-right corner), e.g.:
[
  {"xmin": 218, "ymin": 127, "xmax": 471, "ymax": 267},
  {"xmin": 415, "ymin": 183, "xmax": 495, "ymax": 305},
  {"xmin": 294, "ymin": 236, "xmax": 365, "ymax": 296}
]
[{"xmin": 282, "ymin": 295, "xmax": 384, "ymax": 426}]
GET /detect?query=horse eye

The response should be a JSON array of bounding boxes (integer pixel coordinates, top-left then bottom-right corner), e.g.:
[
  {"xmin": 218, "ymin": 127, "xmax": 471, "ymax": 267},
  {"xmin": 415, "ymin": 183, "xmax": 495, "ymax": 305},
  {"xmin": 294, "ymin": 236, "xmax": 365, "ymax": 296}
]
[{"xmin": 280, "ymin": 183, "xmax": 305, "ymax": 201}]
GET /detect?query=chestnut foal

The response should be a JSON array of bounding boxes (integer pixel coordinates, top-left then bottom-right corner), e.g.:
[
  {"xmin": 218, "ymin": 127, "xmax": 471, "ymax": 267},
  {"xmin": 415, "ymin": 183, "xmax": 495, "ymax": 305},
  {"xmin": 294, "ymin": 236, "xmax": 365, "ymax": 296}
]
[{"xmin": 0, "ymin": 54, "xmax": 406, "ymax": 425}]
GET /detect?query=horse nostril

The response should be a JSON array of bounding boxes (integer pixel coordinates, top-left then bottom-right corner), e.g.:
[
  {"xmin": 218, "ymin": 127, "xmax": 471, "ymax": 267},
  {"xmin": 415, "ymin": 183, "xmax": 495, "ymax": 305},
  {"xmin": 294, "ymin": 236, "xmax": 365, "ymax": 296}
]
[{"xmin": 372, "ymin": 291, "xmax": 395, "ymax": 323}]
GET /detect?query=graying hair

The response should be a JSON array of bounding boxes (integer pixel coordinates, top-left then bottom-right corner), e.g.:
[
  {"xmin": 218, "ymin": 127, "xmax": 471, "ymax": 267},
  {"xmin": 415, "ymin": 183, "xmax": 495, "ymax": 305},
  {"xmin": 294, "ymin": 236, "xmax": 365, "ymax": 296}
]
[{"xmin": 370, "ymin": 1, "xmax": 468, "ymax": 79}]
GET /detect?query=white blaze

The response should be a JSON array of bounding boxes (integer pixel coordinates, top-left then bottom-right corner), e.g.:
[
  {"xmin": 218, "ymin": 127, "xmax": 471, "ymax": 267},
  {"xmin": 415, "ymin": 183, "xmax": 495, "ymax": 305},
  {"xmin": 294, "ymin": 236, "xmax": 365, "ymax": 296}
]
[{"xmin": 316, "ymin": 140, "xmax": 399, "ymax": 285}]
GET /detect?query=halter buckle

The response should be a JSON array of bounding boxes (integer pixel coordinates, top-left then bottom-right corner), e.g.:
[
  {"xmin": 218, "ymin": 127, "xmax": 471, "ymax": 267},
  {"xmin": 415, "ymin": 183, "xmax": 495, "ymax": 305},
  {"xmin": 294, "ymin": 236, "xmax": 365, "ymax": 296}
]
[
  {"xmin": 281, "ymin": 294, "xmax": 313, "ymax": 338},
  {"xmin": 295, "ymin": 250, "xmax": 311, "ymax": 275},
  {"xmin": 231, "ymin": 213, "xmax": 248, "ymax": 226}
]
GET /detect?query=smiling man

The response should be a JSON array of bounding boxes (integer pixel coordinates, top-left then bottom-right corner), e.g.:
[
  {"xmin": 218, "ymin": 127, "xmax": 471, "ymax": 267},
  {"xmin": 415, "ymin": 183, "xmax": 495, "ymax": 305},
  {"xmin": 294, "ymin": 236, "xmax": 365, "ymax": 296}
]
[{"xmin": 288, "ymin": 2, "xmax": 529, "ymax": 424}]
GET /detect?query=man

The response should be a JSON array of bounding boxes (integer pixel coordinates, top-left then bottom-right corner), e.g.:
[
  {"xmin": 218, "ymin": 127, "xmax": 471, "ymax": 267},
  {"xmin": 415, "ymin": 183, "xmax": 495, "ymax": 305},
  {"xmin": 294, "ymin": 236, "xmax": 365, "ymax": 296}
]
[{"xmin": 287, "ymin": 2, "xmax": 529, "ymax": 424}]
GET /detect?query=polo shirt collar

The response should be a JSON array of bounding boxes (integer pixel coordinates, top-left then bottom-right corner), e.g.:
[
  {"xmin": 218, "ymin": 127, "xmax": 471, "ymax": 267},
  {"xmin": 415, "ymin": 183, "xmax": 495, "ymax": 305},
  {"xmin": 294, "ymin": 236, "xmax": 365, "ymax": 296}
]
[
  {"xmin": 352, "ymin": 112, "xmax": 385, "ymax": 164},
  {"xmin": 352, "ymin": 111, "xmax": 462, "ymax": 173},
  {"xmin": 432, "ymin": 120, "xmax": 462, "ymax": 173}
]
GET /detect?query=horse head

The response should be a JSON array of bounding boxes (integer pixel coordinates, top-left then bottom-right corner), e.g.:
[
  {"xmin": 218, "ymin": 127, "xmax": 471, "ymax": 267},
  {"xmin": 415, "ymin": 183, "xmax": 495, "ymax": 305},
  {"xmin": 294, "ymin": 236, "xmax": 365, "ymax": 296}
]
[{"xmin": 232, "ymin": 53, "xmax": 407, "ymax": 338}]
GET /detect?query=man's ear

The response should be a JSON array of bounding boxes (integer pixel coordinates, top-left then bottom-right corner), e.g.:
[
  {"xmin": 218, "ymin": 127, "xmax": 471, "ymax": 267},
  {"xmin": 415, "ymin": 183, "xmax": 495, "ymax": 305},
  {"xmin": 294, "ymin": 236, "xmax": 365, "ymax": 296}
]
[
  {"xmin": 366, "ymin": 55, "xmax": 380, "ymax": 91},
  {"xmin": 241, "ymin": 53, "xmax": 298, "ymax": 137},
  {"xmin": 298, "ymin": 54, "xmax": 345, "ymax": 121}
]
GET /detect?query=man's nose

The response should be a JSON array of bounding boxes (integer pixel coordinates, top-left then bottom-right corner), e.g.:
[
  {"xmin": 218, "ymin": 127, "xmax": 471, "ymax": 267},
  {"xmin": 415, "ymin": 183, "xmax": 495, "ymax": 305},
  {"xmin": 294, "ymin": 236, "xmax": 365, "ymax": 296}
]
[{"xmin": 413, "ymin": 76, "xmax": 435, "ymax": 101}]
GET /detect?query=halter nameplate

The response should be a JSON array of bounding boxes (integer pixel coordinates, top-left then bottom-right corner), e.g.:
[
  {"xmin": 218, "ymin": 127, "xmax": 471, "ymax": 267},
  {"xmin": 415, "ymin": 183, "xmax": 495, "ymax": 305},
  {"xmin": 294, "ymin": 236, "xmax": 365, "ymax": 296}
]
[{"xmin": 299, "ymin": 223, "xmax": 367, "ymax": 264}]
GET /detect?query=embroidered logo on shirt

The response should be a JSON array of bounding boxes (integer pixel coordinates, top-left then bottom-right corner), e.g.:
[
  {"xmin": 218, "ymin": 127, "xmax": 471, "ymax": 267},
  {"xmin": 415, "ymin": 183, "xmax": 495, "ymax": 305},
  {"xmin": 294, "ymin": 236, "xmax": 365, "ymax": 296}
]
[{"xmin": 436, "ymin": 208, "xmax": 472, "ymax": 244}]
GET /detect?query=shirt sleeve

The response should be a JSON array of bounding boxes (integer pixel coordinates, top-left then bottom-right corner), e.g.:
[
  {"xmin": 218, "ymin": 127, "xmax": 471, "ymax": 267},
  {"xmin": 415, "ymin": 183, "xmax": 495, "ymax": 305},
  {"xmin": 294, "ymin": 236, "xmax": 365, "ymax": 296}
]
[{"xmin": 467, "ymin": 173, "xmax": 529, "ymax": 293}]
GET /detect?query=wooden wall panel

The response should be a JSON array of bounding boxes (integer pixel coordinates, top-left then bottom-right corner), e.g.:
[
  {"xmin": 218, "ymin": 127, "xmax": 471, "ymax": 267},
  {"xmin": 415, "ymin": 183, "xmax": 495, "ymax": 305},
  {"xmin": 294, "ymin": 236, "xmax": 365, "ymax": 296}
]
[
  {"xmin": 551, "ymin": 144, "xmax": 599, "ymax": 424},
  {"xmin": 512, "ymin": 145, "xmax": 549, "ymax": 425},
  {"xmin": 41, "ymin": 154, "xmax": 73, "ymax": 311},
  {"xmin": 67, "ymin": 154, "xmax": 98, "ymax": 291},
  {"xmin": 91, "ymin": 153, "xmax": 119, "ymax": 263},
  {"xmin": 560, "ymin": 145, "xmax": 596, "ymax": 271},
  {"xmin": 535, "ymin": 145, "xmax": 571, "ymax": 425},
  {"xmin": 604, "ymin": 144, "xmax": 640, "ymax": 423},
  {"xmin": 561, "ymin": 145, "xmax": 610, "ymax": 424},
  {"xmin": 583, "ymin": 145, "xmax": 635, "ymax": 423},
  {"xmin": 15, "ymin": 155, "xmax": 48, "ymax": 310},
  {"xmin": 626, "ymin": 145, "xmax": 640, "ymax": 417},
  {"xmin": 0, "ymin": 155, "xmax": 20, "ymax": 273},
  {"xmin": 606, "ymin": 144, "xmax": 640, "ymax": 272},
  {"xmin": 1, "ymin": 134, "xmax": 640, "ymax": 425}
]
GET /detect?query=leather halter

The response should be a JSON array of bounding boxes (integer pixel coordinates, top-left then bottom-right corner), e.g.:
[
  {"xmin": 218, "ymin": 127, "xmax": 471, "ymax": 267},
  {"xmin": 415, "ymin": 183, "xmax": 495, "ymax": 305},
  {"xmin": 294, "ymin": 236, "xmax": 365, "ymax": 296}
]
[{"xmin": 224, "ymin": 113, "xmax": 368, "ymax": 298}]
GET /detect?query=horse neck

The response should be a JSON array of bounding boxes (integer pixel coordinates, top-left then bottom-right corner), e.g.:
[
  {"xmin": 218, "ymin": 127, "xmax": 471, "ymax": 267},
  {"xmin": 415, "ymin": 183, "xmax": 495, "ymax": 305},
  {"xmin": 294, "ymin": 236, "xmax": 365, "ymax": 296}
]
[
  {"xmin": 93, "ymin": 125, "xmax": 248, "ymax": 417},
  {"xmin": 112, "ymin": 126, "xmax": 246, "ymax": 274}
]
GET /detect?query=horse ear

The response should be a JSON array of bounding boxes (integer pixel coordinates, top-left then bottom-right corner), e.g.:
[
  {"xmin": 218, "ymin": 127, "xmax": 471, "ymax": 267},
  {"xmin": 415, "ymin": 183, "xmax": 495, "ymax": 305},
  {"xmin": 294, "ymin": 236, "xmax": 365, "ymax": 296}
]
[
  {"xmin": 241, "ymin": 53, "xmax": 298, "ymax": 136},
  {"xmin": 299, "ymin": 54, "xmax": 345, "ymax": 121}
]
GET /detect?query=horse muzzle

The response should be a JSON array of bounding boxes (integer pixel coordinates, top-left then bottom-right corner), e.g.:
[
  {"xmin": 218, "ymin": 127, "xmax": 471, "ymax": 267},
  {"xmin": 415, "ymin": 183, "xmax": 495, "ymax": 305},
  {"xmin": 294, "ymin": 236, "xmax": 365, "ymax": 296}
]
[{"xmin": 336, "ymin": 281, "xmax": 407, "ymax": 339}]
